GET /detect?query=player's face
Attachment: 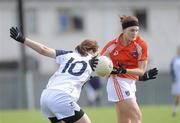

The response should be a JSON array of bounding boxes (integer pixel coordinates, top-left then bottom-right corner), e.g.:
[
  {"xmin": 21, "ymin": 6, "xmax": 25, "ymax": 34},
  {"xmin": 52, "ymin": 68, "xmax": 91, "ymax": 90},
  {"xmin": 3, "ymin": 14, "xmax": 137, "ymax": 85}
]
[{"xmin": 123, "ymin": 26, "xmax": 139, "ymax": 41}]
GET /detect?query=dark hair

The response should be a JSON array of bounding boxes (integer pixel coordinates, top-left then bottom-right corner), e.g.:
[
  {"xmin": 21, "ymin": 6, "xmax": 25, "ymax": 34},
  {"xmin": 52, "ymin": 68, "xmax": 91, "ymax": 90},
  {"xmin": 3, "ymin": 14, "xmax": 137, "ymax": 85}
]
[
  {"xmin": 75, "ymin": 39, "xmax": 99, "ymax": 56},
  {"xmin": 120, "ymin": 15, "xmax": 139, "ymax": 30}
]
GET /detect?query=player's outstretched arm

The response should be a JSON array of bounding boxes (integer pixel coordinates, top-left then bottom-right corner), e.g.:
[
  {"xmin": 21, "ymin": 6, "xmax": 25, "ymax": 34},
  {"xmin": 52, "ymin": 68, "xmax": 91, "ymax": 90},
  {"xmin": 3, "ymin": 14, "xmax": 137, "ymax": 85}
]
[
  {"xmin": 139, "ymin": 68, "xmax": 158, "ymax": 81},
  {"xmin": 10, "ymin": 27, "xmax": 56, "ymax": 58}
]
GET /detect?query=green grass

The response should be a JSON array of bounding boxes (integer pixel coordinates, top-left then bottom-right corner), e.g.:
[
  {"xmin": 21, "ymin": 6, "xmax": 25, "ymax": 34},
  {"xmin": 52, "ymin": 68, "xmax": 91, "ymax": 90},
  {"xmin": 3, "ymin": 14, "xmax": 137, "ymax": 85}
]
[
  {"xmin": 0, "ymin": 106, "xmax": 179, "ymax": 123},
  {"xmin": 140, "ymin": 105, "xmax": 180, "ymax": 123}
]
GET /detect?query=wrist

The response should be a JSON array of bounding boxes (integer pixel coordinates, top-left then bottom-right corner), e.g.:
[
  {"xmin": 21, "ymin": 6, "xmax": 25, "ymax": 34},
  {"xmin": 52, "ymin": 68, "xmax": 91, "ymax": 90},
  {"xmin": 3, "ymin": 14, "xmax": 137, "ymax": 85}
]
[
  {"xmin": 138, "ymin": 77, "xmax": 146, "ymax": 82},
  {"xmin": 23, "ymin": 37, "xmax": 27, "ymax": 44},
  {"xmin": 122, "ymin": 68, "xmax": 127, "ymax": 74},
  {"xmin": 21, "ymin": 37, "xmax": 25, "ymax": 43}
]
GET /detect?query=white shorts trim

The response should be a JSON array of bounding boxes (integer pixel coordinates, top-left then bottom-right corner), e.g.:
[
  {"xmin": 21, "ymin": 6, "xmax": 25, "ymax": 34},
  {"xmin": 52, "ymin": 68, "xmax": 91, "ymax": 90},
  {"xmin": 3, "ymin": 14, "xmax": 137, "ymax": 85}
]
[
  {"xmin": 40, "ymin": 89, "xmax": 80, "ymax": 120},
  {"xmin": 107, "ymin": 75, "xmax": 136, "ymax": 102}
]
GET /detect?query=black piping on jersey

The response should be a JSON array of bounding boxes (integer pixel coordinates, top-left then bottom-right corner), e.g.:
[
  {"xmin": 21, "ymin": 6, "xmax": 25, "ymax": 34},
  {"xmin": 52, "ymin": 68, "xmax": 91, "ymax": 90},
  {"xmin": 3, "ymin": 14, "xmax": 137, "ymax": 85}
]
[{"xmin": 56, "ymin": 49, "xmax": 73, "ymax": 56}]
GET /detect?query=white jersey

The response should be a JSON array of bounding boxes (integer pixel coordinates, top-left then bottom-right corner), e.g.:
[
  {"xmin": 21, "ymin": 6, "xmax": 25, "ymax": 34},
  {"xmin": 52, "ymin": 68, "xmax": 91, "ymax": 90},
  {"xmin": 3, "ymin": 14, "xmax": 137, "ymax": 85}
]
[
  {"xmin": 171, "ymin": 56, "xmax": 180, "ymax": 95},
  {"xmin": 46, "ymin": 49, "xmax": 93, "ymax": 102},
  {"xmin": 171, "ymin": 56, "xmax": 180, "ymax": 83}
]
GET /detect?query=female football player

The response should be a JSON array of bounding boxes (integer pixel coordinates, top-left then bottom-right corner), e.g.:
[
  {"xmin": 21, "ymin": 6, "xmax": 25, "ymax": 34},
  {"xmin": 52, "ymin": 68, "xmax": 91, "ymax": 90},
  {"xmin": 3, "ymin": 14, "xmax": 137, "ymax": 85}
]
[
  {"xmin": 101, "ymin": 15, "xmax": 157, "ymax": 123},
  {"xmin": 10, "ymin": 27, "xmax": 99, "ymax": 123}
]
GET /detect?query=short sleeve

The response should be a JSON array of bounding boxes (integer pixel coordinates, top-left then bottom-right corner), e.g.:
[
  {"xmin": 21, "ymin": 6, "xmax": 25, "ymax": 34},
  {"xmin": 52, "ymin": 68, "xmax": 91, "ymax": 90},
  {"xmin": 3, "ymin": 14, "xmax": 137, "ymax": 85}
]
[
  {"xmin": 100, "ymin": 39, "xmax": 116, "ymax": 56},
  {"xmin": 140, "ymin": 41, "xmax": 148, "ymax": 61},
  {"xmin": 136, "ymin": 36, "xmax": 148, "ymax": 61},
  {"xmin": 55, "ymin": 49, "xmax": 73, "ymax": 64},
  {"xmin": 56, "ymin": 49, "xmax": 73, "ymax": 56}
]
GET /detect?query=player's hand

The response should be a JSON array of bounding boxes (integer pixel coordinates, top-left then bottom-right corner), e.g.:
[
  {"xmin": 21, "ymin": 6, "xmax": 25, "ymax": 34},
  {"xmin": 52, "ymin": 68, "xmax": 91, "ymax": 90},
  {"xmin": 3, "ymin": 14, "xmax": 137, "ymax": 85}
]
[
  {"xmin": 139, "ymin": 68, "xmax": 158, "ymax": 81},
  {"xmin": 111, "ymin": 63, "xmax": 127, "ymax": 74},
  {"xmin": 10, "ymin": 27, "xmax": 25, "ymax": 43},
  {"xmin": 89, "ymin": 56, "xmax": 99, "ymax": 71}
]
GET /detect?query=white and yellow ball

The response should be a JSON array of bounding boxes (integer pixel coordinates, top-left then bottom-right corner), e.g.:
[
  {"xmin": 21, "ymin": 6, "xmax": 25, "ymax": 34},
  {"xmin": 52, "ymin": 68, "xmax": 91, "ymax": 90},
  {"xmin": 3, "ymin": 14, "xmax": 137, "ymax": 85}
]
[{"xmin": 94, "ymin": 56, "xmax": 113, "ymax": 77}]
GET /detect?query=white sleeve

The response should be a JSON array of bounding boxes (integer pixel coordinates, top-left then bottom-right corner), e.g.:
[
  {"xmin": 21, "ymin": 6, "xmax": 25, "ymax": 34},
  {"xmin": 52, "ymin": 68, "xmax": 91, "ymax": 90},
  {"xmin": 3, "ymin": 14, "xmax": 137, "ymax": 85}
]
[
  {"xmin": 55, "ymin": 49, "xmax": 73, "ymax": 64},
  {"xmin": 56, "ymin": 55, "xmax": 63, "ymax": 64}
]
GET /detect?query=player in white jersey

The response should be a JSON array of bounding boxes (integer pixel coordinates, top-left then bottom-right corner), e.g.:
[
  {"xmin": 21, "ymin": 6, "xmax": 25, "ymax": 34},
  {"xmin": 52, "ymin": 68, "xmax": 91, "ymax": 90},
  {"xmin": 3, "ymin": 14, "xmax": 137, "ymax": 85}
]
[
  {"xmin": 10, "ymin": 27, "xmax": 99, "ymax": 123},
  {"xmin": 170, "ymin": 46, "xmax": 180, "ymax": 117}
]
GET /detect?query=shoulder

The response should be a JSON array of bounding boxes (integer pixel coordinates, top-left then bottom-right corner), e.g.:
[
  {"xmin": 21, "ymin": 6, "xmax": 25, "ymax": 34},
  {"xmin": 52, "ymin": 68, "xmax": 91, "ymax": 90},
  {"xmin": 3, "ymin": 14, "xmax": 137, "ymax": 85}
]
[
  {"xmin": 101, "ymin": 39, "xmax": 116, "ymax": 55},
  {"xmin": 135, "ymin": 36, "xmax": 148, "ymax": 48},
  {"xmin": 55, "ymin": 49, "xmax": 73, "ymax": 56}
]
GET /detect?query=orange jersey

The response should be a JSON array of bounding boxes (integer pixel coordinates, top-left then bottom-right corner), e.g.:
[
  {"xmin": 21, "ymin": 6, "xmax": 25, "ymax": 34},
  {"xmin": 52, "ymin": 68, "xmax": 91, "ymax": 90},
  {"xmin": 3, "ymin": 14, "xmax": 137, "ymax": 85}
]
[{"xmin": 101, "ymin": 33, "xmax": 148, "ymax": 80}]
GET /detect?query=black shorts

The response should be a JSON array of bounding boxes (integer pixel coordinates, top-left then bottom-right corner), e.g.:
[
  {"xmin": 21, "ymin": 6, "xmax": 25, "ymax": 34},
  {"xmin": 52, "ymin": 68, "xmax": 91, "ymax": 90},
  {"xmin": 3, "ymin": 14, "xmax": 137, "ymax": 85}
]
[{"xmin": 48, "ymin": 109, "xmax": 84, "ymax": 123}]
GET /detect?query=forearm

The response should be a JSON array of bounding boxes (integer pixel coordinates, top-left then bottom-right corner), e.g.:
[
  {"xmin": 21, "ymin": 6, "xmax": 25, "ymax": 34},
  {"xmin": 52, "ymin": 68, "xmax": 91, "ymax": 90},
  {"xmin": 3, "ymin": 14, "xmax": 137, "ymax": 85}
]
[
  {"xmin": 10, "ymin": 27, "xmax": 55, "ymax": 58},
  {"xmin": 126, "ymin": 60, "xmax": 147, "ymax": 76},
  {"xmin": 25, "ymin": 38, "xmax": 44, "ymax": 53},
  {"xmin": 126, "ymin": 68, "xmax": 145, "ymax": 76},
  {"xmin": 24, "ymin": 38, "xmax": 56, "ymax": 58}
]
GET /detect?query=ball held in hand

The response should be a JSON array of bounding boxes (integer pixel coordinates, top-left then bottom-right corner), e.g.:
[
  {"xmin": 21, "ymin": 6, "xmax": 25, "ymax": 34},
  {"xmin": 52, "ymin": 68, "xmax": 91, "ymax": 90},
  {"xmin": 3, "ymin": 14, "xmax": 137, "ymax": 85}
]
[{"xmin": 94, "ymin": 56, "xmax": 113, "ymax": 77}]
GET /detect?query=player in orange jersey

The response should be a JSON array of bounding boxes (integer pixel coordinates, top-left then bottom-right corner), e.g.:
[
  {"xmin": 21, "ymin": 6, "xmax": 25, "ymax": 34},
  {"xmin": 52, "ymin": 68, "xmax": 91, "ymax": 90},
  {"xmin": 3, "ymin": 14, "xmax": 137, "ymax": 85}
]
[{"xmin": 101, "ymin": 15, "xmax": 157, "ymax": 123}]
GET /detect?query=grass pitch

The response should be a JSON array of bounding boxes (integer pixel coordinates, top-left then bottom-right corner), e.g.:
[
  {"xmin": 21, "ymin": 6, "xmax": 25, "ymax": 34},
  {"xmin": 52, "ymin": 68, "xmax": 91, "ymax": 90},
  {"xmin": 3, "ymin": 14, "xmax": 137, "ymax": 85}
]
[{"xmin": 0, "ymin": 106, "xmax": 179, "ymax": 123}]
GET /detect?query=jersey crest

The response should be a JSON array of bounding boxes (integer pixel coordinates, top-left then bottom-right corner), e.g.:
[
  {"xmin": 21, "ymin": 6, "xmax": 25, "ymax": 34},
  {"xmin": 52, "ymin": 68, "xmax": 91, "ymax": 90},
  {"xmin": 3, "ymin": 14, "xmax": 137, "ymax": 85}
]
[{"xmin": 131, "ymin": 51, "xmax": 137, "ymax": 58}]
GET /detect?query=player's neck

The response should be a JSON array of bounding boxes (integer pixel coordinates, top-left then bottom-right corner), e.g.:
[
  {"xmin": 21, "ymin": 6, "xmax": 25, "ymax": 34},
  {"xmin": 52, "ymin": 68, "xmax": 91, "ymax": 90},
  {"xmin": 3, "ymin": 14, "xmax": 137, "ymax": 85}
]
[{"xmin": 121, "ymin": 35, "xmax": 131, "ymax": 46}]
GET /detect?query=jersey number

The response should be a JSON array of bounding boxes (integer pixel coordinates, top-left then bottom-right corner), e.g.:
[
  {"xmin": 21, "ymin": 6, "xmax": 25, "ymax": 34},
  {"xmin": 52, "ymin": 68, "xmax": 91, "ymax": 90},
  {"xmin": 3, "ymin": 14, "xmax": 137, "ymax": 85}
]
[{"xmin": 62, "ymin": 57, "xmax": 88, "ymax": 76}]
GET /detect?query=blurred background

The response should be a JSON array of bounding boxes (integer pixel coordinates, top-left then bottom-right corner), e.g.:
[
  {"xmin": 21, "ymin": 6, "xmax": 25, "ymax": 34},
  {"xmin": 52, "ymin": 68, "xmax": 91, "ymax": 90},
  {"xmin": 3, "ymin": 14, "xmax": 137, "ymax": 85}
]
[{"xmin": 0, "ymin": 0, "xmax": 179, "ymax": 110}]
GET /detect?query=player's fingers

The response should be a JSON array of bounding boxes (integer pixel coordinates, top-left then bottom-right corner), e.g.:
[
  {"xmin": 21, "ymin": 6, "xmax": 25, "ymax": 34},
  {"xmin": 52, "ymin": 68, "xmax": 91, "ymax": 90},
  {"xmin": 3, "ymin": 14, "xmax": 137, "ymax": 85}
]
[
  {"xmin": 10, "ymin": 35, "xmax": 15, "ymax": 39},
  {"xmin": 93, "ymin": 64, "xmax": 97, "ymax": 67},
  {"xmin": 10, "ymin": 28, "xmax": 17, "ymax": 36},
  {"xmin": 151, "ymin": 71, "xmax": 158, "ymax": 75},
  {"xmin": 94, "ymin": 60, "xmax": 98, "ymax": 64},
  {"xmin": 150, "ymin": 69, "xmax": 158, "ymax": 74},
  {"xmin": 151, "ymin": 77, "xmax": 156, "ymax": 79},
  {"xmin": 93, "ymin": 58, "xmax": 99, "ymax": 61},
  {"xmin": 149, "ymin": 74, "xmax": 157, "ymax": 78},
  {"xmin": 10, "ymin": 30, "xmax": 16, "ymax": 37},
  {"xmin": 10, "ymin": 33, "xmax": 16, "ymax": 39},
  {"xmin": 94, "ymin": 60, "xmax": 98, "ymax": 63},
  {"xmin": 94, "ymin": 63, "xmax": 98, "ymax": 66},
  {"xmin": 11, "ymin": 27, "xmax": 17, "ymax": 33},
  {"xmin": 93, "ymin": 62, "xmax": 97, "ymax": 65},
  {"xmin": 152, "ymin": 68, "xmax": 158, "ymax": 72},
  {"xmin": 151, "ymin": 67, "xmax": 157, "ymax": 70},
  {"xmin": 16, "ymin": 27, "xmax": 20, "ymax": 32},
  {"xmin": 10, "ymin": 27, "xmax": 16, "ymax": 31},
  {"xmin": 93, "ymin": 60, "xmax": 98, "ymax": 64}
]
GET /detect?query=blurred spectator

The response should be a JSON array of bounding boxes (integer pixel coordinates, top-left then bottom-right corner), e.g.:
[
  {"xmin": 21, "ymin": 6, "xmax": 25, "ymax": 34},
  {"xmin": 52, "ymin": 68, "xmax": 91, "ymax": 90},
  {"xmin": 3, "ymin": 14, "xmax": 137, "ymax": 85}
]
[
  {"xmin": 170, "ymin": 46, "xmax": 180, "ymax": 117},
  {"xmin": 85, "ymin": 76, "xmax": 102, "ymax": 106}
]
